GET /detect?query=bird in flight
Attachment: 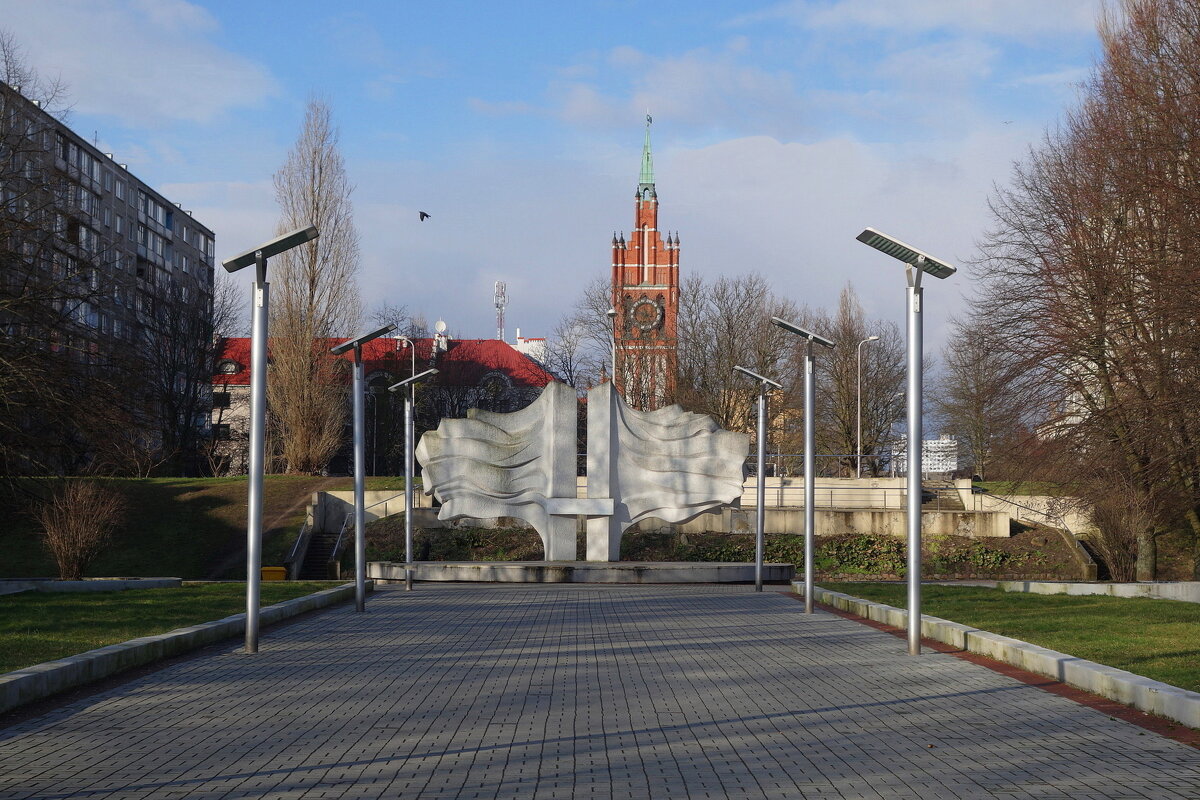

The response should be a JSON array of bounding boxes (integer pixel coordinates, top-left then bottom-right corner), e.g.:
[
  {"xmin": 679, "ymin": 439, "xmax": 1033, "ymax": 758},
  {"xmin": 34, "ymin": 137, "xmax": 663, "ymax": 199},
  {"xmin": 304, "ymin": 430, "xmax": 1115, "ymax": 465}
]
[{"xmin": 419, "ymin": 211, "xmax": 431, "ymax": 221}]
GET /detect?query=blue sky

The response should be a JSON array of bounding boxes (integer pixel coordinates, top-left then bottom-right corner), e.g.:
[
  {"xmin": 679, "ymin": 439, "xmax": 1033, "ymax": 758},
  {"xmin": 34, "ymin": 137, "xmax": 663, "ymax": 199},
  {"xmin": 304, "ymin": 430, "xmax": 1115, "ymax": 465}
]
[{"xmin": 2, "ymin": 0, "xmax": 1107, "ymax": 348}]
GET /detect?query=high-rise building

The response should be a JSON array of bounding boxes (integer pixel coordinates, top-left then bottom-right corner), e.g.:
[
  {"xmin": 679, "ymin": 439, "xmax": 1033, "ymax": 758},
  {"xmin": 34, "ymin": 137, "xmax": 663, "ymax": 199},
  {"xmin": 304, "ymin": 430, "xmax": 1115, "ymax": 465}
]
[
  {"xmin": 0, "ymin": 82, "xmax": 216, "ymax": 473},
  {"xmin": 610, "ymin": 116, "xmax": 679, "ymax": 410}
]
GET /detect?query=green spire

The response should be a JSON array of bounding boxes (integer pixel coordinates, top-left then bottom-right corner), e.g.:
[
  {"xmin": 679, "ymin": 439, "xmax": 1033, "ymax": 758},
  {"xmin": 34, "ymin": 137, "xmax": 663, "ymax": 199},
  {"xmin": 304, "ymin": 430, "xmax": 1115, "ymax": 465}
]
[{"xmin": 639, "ymin": 113, "xmax": 654, "ymax": 189}]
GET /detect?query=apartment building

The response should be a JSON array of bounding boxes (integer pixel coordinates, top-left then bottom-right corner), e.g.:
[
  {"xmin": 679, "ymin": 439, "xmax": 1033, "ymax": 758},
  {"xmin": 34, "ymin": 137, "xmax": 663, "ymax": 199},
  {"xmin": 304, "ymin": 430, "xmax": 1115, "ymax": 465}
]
[{"xmin": 1, "ymin": 81, "xmax": 216, "ymax": 473}]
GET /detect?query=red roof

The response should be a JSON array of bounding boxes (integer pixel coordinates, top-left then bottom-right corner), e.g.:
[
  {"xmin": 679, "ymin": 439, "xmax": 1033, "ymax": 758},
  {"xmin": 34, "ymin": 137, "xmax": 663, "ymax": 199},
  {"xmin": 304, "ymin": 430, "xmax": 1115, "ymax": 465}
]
[{"xmin": 213, "ymin": 336, "xmax": 554, "ymax": 389}]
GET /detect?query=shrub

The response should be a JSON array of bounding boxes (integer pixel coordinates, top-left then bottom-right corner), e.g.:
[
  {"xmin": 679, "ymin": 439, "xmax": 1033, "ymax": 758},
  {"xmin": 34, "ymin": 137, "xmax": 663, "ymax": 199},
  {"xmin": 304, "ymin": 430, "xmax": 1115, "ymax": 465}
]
[{"xmin": 35, "ymin": 480, "xmax": 127, "ymax": 580}]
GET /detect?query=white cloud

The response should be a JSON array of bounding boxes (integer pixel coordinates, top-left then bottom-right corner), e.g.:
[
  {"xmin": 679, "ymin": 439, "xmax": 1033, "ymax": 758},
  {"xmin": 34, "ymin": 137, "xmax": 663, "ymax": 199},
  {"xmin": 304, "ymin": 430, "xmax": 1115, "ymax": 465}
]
[
  {"xmin": 0, "ymin": 0, "xmax": 276, "ymax": 125},
  {"xmin": 543, "ymin": 44, "xmax": 806, "ymax": 138},
  {"xmin": 744, "ymin": 0, "xmax": 1104, "ymax": 38}
]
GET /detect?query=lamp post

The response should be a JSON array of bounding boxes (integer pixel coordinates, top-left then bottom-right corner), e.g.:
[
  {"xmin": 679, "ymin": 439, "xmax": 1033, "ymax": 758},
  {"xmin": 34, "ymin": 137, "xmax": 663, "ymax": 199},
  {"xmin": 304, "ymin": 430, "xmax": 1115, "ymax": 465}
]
[
  {"xmin": 855, "ymin": 227, "xmax": 956, "ymax": 655},
  {"xmin": 769, "ymin": 318, "xmax": 835, "ymax": 614},
  {"xmin": 733, "ymin": 366, "xmax": 781, "ymax": 592},
  {"xmin": 606, "ymin": 307, "xmax": 617, "ymax": 387},
  {"xmin": 398, "ymin": 336, "xmax": 417, "ymax": 509},
  {"xmin": 331, "ymin": 324, "xmax": 398, "ymax": 612},
  {"xmin": 856, "ymin": 335, "xmax": 880, "ymax": 477},
  {"xmin": 222, "ymin": 225, "xmax": 319, "ymax": 654},
  {"xmin": 388, "ymin": 368, "xmax": 439, "ymax": 591}
]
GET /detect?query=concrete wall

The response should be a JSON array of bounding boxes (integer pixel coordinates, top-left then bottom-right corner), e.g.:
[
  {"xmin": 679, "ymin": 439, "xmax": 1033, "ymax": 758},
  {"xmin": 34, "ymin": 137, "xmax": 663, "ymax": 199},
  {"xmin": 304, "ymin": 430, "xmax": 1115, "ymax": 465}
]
[
  {"xmin": 315, "ymin": 490, "xmax": 430, "ymax": 532},
  {"xmin": 998, "ymin": 580, "xmax": 1200, "ymax": 603},
  {"xmin": 953, "ymin": 481, "xmax": 1096, "ymax": 534},
  {"xmin": 633, "ymin": 506, "xmax": 1008, "ymax": 538}
]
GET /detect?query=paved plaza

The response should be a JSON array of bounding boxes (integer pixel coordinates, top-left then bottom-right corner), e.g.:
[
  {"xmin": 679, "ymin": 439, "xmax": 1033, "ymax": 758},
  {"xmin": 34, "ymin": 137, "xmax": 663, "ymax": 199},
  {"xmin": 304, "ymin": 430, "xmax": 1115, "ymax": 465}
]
[{"xmin": 1, "ymin": 584, "xmax": 1198, "ymax": 799}]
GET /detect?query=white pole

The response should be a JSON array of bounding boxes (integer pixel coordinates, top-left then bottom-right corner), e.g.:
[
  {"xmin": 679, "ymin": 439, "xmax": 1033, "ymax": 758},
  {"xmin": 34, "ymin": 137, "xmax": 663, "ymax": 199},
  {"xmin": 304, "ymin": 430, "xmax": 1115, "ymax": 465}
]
[
  {"xmin": 405, "ymin": 391, "xmax": 415, "ymax": 591},
  {"xmin": 906, "ymin": 266, "xmax": 924, "ymax": 655},
  {"xmin": 245, "ymin": 251, "xmax": 267, "ymax": 653},
  {"xmin": 804, "ymin": 341, "xmax": 816, "ymax": 615},
  {"xmin": 353, "ymin": 346, "xmax": 367, "ymax": 612},
  {"xmin": 755, "ymin": 383, "xmax": 766, "ymax": 592}
]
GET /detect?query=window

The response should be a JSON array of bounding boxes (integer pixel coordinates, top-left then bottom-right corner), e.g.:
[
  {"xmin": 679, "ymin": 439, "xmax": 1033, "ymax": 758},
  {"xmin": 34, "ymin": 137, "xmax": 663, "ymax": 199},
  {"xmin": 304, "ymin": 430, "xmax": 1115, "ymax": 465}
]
[
  {"xmin": 103, "ymin": 207, "xmax": 111, "ymax": 227},
  {"xmin": 115, "ymin": 180, "xmax": 125, "ymax": 201},
  {"xmin": 103, "ymin": 170, "xmax": 113, "ymax": 192},
  {"xmin": 212, "ymin": 424, "xmax": 231, "ymax": 440},
  {"xmin": 115, "ymin": 215, "xmax": 123, "ymax": 235},
  {"xmin": 218, "ymin": 360, "xmax": 241, "ymax": 374}
]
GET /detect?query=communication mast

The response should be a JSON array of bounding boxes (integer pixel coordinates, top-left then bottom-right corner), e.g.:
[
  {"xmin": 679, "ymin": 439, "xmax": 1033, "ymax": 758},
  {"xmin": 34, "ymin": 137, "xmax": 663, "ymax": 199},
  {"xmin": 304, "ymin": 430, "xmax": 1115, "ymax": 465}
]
[{"xmin": 494, "ymin": 280, "xmax": 508, "ymax": 341}]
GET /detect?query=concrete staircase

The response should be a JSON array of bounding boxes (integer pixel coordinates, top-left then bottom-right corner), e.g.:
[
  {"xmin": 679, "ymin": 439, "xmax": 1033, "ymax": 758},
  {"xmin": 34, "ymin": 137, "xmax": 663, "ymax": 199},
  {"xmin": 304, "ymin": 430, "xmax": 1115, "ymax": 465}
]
[{"xmin": 298, "ymin": 531, "xmax": 341, "ymax": 580}]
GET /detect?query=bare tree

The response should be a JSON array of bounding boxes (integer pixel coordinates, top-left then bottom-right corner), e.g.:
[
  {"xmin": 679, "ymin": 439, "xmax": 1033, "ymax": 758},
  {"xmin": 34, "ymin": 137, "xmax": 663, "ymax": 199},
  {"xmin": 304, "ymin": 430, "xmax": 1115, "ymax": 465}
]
[
  {"xmin": 969, "ymin": 0, "xmax": 1200, "ymax": 578},
  {"xmin": 0, "ymin": 28, "xmax": 70, "ymax": 118},
  {"xmin": 932, "ymin": 314, "xmax": 1028, "ymax": 480},
  {"xmin": 796, "ymin": 285, "xmax": 906, "ymax": 477},
  {"xmin": 35, "ymin": 479, "xmax": 126, "ymax": 580},
  {"xmin": 676, "ymin": 273, "xmax": 802, "ymax": 435},
  {"xmin": 267, "ymin": 98, "xmax": 362, "ymax": 474}
]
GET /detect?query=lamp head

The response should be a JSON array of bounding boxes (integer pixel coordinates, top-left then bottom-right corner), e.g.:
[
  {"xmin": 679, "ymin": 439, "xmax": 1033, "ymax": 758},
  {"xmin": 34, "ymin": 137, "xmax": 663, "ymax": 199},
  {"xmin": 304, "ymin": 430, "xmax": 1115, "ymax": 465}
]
[
  {"xmin": 733, "ymin": 365, "xmax": 782, "ymax": 389},
  {"xmin": 855, "ymin": 228, "xmax": 956, "ymax": 279},
  {"xmin": 769, "ymin": 317, "xmax": 836, "ymax": 349},
  {"xmin": 388, "ymin": 368, "xmax": 439, "ymax": 391},
  {"xmin": 330, "ymin": 323, "xmax": 397, "ymax": 355},
  {"xmin": 222, "ymin": 225, "xmax": 319, "ymax": 273}
]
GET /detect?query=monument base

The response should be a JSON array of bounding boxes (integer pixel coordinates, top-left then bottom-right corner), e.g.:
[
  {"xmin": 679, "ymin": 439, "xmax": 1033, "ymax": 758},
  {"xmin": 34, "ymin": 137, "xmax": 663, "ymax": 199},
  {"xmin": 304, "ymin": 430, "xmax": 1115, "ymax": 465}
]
[{"xmin": 368, "ymin": 561, "xmax": 795, "ymax": 584}]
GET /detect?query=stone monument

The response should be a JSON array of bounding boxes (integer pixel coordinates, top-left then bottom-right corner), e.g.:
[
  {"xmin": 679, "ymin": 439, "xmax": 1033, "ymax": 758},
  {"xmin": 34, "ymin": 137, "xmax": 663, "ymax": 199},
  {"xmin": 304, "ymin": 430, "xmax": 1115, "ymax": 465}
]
[{"xmin": 416, "ymin": 380, "xmax": 747, "ymax": 561}]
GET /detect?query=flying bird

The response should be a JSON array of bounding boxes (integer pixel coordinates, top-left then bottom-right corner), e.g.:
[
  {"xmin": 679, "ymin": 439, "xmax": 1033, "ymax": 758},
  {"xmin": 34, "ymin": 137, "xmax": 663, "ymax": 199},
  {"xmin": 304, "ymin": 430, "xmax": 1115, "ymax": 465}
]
[{"xmin": 419, "ymin": 211, "xmax": 431, "ymax": 221}]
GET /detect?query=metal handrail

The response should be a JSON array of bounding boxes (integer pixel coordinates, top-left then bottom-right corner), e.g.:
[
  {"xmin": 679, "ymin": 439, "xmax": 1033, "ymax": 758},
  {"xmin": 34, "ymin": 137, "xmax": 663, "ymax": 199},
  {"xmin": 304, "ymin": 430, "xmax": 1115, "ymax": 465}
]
[
  {"xmin": 327, "ymin": 511, "xmax": 354, "ymax": 573},
  {"xmin": 285, "ymin": 521, "xmax": 310, "ymax": 565}
]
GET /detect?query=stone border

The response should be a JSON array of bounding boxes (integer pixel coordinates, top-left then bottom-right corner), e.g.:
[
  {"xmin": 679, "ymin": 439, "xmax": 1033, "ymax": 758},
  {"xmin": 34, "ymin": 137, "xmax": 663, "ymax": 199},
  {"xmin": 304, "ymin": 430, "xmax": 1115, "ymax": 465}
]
[
  {"xmin": 997, "ymin": 580, "xmax": 1200, "ymax": 604},
  {"xmin": 797, "ymin": 582, "xmax": 1200, "ymax": 729},
  {"xmin": 0, "ymin": 581, "xmax": 372, "ymax": 715},
  {"xmin": 370, "ymin": 561, "xmax": 796, "ymax": 584},
  {"xmin": 0, "ymin": 578, "xmax": 181, "ymax": 596}
]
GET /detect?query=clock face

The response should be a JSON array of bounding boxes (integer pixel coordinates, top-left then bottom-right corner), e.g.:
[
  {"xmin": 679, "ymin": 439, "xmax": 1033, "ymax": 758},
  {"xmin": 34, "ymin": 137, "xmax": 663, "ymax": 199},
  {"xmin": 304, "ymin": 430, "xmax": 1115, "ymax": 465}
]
[{"xmin": 630, "ymin": 298, "xmax": 663, "ymax": 331}]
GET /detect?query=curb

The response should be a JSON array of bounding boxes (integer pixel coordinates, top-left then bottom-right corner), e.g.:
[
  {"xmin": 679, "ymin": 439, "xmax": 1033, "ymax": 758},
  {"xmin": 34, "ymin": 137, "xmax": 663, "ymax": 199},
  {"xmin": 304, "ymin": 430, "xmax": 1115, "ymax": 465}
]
[
  {"xmin": 0, "ymin": 581, "xmax": 372, "ymax": 715},
  {"xmin": 796, "ymin": 582, "xmax": 1200, "ymax": 729}
]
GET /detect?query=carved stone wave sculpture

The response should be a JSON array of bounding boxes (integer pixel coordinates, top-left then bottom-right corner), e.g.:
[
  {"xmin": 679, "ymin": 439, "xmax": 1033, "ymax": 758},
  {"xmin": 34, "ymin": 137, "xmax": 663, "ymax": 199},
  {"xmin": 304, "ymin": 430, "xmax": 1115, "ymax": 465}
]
[
  {"xmin": 585, "ymin": 382, "xmax": 748, "ymax": 560},
  {"xmin": 416, "ymin": 380, "xmax": 748, "ymax": 562}
]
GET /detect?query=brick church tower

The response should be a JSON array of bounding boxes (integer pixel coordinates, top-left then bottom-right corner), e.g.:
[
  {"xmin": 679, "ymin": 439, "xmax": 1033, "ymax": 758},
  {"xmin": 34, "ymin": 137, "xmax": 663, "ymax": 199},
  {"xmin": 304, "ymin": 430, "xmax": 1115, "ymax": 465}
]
[{"xmin": 611, "ymin": 116, "xmax": 679, "ymax": 410}]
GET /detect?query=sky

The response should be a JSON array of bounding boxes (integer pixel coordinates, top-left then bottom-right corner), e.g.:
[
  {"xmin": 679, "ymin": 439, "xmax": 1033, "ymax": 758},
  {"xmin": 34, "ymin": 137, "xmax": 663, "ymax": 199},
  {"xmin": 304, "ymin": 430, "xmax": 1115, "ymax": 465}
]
[{"xmin": 1, "ymin": 0, "xmax": 1109, "ymax": 351}]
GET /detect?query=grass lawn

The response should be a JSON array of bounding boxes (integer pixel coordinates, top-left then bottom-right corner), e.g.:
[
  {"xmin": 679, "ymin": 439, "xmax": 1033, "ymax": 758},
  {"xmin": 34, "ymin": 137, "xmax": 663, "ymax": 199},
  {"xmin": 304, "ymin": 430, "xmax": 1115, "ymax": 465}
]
[
  {"xmin": 821, "ymin": 582, "xmax": 1200, "ymax": 694},
  {"xmin": 1, "ymin": 476, "xmax": 409, "ymax": 580},
  {"xmin": 0, "ymin": 582, "xmax": 339, "ymax": 673}
]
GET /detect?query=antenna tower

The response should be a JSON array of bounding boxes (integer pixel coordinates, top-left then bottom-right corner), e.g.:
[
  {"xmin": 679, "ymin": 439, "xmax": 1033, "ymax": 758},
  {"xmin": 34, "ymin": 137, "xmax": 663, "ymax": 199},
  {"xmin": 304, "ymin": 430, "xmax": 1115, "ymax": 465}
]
[{"xmin": 494, "ymin": 281, "xmax": 508, "ymax": 341}]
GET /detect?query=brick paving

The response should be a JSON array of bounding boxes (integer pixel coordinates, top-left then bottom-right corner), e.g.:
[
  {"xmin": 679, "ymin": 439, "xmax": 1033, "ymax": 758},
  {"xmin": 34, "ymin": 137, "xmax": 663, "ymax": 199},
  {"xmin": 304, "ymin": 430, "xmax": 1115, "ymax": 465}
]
[{"xmin": 1, "ymin": 583, "xmax": 1198, "ymax": 799}]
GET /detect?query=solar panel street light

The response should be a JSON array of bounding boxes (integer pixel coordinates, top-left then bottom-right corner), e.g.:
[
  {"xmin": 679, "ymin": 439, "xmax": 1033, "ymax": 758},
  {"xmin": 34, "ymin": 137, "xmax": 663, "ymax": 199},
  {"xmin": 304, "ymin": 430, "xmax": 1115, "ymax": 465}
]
[
  {"xmin": 855, "ymin": 228, "xmax": 956, "ymax": 280},
  {"xmin": 769, "ymin": 318, "xmax": 836, "ymax": 613},
  {"xmin": 768, "ymin": 317, "xmax": 835, "ymax": 349},
  {"xmin": 332, "ymin": 324, "xmax": 398, "ymax": 612},
  {"xmin": 856, "ymin": 227, "xmax": 955, "ymax": 655},
  {"xmin": 733, "ymin": 365, "xmax": 781, "ymax": 591},
  {"xmin": 732, "ymin": 365, "xmax": 782, "ymax": 389},
  {"xmin": 330, "ymin": 323, "xmax": 397, "ymax": 355},
  {"xmin": 224, "ymin": 225, "xmax": 320, "ymax": 655},
  {"xmin": 388, "ymin": 368, "xmax": 438, "ymax": 590},
  {"xmin": 222, "ymin": 225, "xmax": 319, "ymax": 276},
  {"xmin": 388, "ymin": 368, "xmax": 438, "ymax": 390}
]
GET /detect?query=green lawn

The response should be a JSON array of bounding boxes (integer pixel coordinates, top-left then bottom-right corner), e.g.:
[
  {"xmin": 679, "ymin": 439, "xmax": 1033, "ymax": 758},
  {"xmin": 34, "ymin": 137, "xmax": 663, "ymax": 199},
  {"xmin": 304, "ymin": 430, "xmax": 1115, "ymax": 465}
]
[
  {"xmin": 0, "ymin": 582, "xmax": 339, "ymax": 673},
  {"xmin": 821, "ymin": 582, "xmax": 1200, "ymax": 694},
  {"xmin": 1, "ymin": 476, "xmax": 409, "ymax": 580}
]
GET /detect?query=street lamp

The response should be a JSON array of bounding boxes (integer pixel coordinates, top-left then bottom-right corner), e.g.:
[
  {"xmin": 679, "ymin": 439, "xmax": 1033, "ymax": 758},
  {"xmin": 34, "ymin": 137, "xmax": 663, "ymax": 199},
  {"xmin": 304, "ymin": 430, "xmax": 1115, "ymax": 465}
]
[
  {"xmin": 733, "ymin": 365, "xmax": 781, "ymax": 592},
  {"xmin": 769, "ymin": 317, "xmax": 835, "ymax": 614},
  {"xmin": 221, "ymin": 224, "xmax": 319, "ymax": 654},
  {"xmin": 856, "ymin": 227, "xmax": 956, "ymax": 655},
  {"xmin": 331, "ymin": 323, "xmax": 398, "ymax": 612},
  {"xmin": 388, "ymin": 368, "xmax": 439, "ymax": 591},
  {"xmin": 606, "ymin": 307, "xmax": 617, "ymax": 387},
  {"xmin": 856, "ymin": 335, "xmax": 880, "ymax": 477},
  {"xmin": 397, "ymin": 336, "xmax": 418, "ymax": 508}
]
